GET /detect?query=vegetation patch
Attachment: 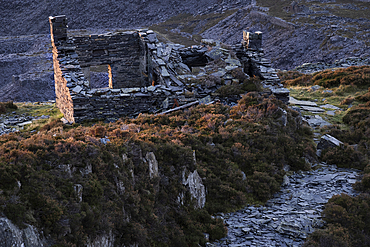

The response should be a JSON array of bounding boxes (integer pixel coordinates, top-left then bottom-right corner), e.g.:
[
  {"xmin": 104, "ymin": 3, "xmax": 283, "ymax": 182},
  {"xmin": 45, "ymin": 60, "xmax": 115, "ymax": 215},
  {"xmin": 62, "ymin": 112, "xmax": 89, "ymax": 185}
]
[
  {"xmin": 0, "ymin": 92, "xmax": 313, "ymax": 246},
  {"xmin": 0, "ymin": 101, "xmax": 17, "ymax": 114},
  {"xmin": 285, "ymin": 66, "xmax": 370, "ymax": 246}
]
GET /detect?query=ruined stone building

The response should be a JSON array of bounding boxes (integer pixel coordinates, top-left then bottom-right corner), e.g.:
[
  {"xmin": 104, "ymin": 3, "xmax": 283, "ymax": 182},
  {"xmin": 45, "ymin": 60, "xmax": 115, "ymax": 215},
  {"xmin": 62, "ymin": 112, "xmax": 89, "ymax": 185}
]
[{"xmin": 49, "ymin": 15, "xmax": 288, "ymax": 123}]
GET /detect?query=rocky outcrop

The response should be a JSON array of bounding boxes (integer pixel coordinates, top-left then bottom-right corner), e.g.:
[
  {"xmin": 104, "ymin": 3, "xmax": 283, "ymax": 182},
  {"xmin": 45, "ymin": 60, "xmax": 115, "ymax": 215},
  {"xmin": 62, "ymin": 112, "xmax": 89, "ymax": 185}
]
[
  {"xmin": 317, "ymin": 134, "xmax": 344, "ymax": 150},
  {"xmin": 87, "ymin": 230, "xmax": 115, "ymax": 247},
  {"xmin": 183, "ymin": 170, "xmax": 206, "ymax": 209},
  {"xmin": 146, "ymin": 152, "xmax": 159, "ymax": 179},
  {"xmin": 0, "ymin": 217, "xmax": 45, "ymax": 247},
  {"xmin": 74, "ymin": 184, "xmax": 83, "ymax": 203}
]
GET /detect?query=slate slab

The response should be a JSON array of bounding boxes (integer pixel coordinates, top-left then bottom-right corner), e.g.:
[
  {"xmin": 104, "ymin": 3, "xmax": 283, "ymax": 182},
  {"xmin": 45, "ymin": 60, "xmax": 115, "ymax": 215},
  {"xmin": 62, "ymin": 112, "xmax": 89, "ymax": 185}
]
[
  {"xmin": 300, "ymin": 106, "xmax": 325, "ymax": 112},
  {"xmin": 289, "ymin": 96, "xmax": 317, "ymax": 107}
]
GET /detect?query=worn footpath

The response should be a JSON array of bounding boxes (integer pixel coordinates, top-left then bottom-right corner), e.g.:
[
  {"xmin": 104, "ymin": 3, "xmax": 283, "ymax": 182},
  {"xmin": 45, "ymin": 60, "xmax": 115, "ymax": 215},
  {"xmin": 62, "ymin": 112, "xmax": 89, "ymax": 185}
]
[{"xmin": 209, "ymin": 96, "xmax": 360, "ymax": 247}]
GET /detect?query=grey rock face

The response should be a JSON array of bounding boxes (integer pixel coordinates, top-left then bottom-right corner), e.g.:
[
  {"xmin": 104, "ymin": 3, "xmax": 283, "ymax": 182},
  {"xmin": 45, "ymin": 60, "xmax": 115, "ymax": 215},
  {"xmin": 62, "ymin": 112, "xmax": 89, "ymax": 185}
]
[
  {"xmin": 0, "ymin": 217, "xmax": 45, "ymax": 247},
  {"xmin": 146, "ymin": 152, "xmax": 159, "ymax": 179},
  {"xmin": 0, "ymin": 0, "xmax": 253, "ymax": 36},
  {"xmin": 87, "ymin": 230, "xmax": 115, "ymax": 247},
  {"xmin": 317, "ymin": 134, "xmax": 343, "ymax": 150},
  {"xmin": 211, "ymin": 163, "xmax": 359, "ymax": 247},
  {"xmin": 183, "ymin": 170, "xmax": 206, "ymax": 209},
  {"xmin": 74, "ymin": 184, "xmax": 83, "ymax": 203},
  {"xmin": 0, "ymin": 35, "xmax": 55, "ymax": 102}
]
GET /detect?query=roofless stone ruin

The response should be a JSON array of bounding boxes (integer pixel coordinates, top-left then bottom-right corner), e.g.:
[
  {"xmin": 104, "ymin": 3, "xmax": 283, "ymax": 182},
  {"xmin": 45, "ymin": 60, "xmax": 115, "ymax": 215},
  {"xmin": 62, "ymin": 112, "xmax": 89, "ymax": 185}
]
[{"xmin": 49, "ymin": 15, "xmax": 289, "ymax": 123}]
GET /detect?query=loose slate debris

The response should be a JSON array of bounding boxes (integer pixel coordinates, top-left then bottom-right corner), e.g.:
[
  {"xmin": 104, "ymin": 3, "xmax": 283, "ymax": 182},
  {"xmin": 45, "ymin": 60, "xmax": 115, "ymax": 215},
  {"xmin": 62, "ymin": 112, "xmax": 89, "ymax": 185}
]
[{"xmin": 210, "ymin": 163, "xmax": 359, "ymax": 247}]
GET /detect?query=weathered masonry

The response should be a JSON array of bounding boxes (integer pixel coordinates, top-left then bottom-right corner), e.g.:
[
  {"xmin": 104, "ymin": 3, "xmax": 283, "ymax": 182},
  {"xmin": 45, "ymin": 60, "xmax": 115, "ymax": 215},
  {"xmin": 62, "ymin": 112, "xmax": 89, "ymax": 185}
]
[{"xmin": 49, "ymin": 15, "xmax": 289, "ymax": 123}]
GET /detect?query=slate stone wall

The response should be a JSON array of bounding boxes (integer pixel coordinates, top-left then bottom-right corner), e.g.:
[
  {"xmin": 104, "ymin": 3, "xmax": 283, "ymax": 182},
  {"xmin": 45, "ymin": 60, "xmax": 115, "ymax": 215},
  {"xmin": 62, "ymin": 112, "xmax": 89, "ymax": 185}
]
[
  {"xmin": 72, "ymin": 92, "xmax": 166, "ymax": 123},
  {"xmin": 49, "ymin": 15, "xmax": 169, "ymax": 123},
  {"xmin": 49, "ymin": 28, "xmax": 168, "ymax": 123},
  {"xmin": 49, "ymin": 15, "xmax": 67, "ymax": 43},
  {"xmin": 50, "ymin": 16, "xmax": 75, "ymax": 122},
  {"xmin": 49, "ymin": 16, "xmax": 289, "ymax": 123},
  {"xmin": 73, "ymin": 32, "xmax": 148, "ymax": 89}
]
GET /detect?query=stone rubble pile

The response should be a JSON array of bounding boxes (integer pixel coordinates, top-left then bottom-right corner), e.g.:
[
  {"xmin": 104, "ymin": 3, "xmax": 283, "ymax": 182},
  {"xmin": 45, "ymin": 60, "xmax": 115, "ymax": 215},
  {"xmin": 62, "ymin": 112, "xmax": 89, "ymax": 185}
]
[
  {"xmin": 0, "ymin": 110, "xmax": 50, "ymax": 136},
  {"xmin": 288, "ymin": 95, "xmax": 343, "ymax": 129},
  {"xmin": 209, "ymin": 163, "xmax": 359, "ymax": 247}
]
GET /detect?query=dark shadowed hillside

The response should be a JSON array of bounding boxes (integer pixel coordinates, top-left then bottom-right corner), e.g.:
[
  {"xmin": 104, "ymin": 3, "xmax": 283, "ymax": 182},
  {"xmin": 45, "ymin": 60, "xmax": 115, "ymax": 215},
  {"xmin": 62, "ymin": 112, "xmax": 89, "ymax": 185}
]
[{"xmin": 0, "ymin": 0, "xmax": 252, "ymax": 36}]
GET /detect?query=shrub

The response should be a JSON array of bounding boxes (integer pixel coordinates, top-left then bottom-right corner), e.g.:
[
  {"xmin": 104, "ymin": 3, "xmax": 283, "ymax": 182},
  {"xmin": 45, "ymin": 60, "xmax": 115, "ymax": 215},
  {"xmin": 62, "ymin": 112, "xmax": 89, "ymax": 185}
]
[
  {"xmin": 215, "ymin": 84, "xmax": 244, "ymax": 96},
  {"xmin": 215, "ymin": 75, "xmax": 261, "ymax": 96},
  {"xmin": 305, "ymin": 194, "xmax": 370, "ymax": 246},
  {"xmin": 283, "ymin": 74, "xmax": 312, "ymax": 87},
  {"xmin": 340, "ymin": 96, "xmax": 355, "ymax": 105},
  {"xmin": 249, "ymin": 171, "xmax": 280, "ymax": 201},
  {"xmin": 0, "ymin": 101, "xmax": 17, "ymax": 114},
  {"xmin": 321, "ymin": 144, "xmax": 367, "ymax": 170},
  {"xmin": 303, "ymin": 224, "xmax": 351, "ymax": 247},
  {"xmin": 0, "ymin": 92, "xmax": 313, "ymax": 246}
]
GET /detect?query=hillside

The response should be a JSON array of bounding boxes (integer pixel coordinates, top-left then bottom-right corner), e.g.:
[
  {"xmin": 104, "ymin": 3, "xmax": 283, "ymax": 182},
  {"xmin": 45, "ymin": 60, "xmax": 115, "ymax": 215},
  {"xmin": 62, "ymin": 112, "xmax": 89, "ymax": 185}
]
[
  {"xmin": 0, "ymin": 0, "xmax": 369, "ymax": 102},
  {"xmin": 1, "ymin": 65, "xmax": 369, "ymax": 246},
  {"xmin": 0, "ymin": 92, "xmax": 314, "ymax": 246},
  {"xmin": 0, "ymin": 0, "xmax": 252, "ymax": 36},
  {"xmin": 0, "ymin": 1, "xmax": 370, "ymax": 244}
]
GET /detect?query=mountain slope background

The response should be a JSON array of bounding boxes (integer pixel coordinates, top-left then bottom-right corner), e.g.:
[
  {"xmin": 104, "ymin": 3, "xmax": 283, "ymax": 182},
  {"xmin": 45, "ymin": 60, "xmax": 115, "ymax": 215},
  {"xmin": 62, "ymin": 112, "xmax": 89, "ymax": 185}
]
[
  {"xmin": 0, "ymin": 0, "xmax": 369, "ymax": 101},
  {"xmin": 0, "ymin": 0, "xmax": 252, "ymax": 36}
]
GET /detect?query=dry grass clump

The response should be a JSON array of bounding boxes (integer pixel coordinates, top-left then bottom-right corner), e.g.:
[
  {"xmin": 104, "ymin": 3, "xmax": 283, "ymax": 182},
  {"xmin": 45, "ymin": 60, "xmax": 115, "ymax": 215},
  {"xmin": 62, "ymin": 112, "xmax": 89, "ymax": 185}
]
[
  {"xmin": 0, "ymin": 101, "xmax": 17, "ymax": 114},
  {"xmin": 281, "ymin": 66, "xmax": 370, "ymax": 88}
]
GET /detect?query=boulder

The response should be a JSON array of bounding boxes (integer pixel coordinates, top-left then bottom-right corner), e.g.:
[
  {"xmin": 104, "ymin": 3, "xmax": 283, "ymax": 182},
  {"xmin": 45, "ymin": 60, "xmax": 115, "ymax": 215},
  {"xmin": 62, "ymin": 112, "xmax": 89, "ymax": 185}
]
[
  {"xmin": 183, "ymin": 170, "xmax": 206, "ymax": 209},
  {"xmin": 317, "ymin": 134, "xmax": 343, "ymax": 150},
  {"xmin": 146, "ymin": 152, "xmax": 159, "ymax": 179}
]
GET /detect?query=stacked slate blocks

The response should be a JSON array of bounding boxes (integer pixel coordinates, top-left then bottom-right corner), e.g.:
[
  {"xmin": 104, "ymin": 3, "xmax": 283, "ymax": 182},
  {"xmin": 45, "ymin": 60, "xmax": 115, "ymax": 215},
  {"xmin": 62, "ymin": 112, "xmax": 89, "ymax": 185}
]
[
  {"xmin": 50, "ymin": 15, "xmax": 290, "ymax": 123},
  {"xmin": 235, "ymin": 30, "xmax": 289, "ymax": 103},
  {"xmin": 243, "ymin": 31, "xmax": 262, "ymax": 50},
  {"xmin": 49, "ymin": 15, "xmax": 67, "ymax": 42},
  {"xmin": 73, "ymin": 32, "xmax": 147, "ymax": 89}
]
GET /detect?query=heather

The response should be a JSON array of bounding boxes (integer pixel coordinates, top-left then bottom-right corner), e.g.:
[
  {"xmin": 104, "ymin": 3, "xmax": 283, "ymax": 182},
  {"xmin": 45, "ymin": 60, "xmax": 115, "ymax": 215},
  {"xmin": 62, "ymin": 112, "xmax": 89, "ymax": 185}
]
[
  {"xmin": 281, "ymin": 66, "xmax": 370, "ymax": 88},
  {"xmin": 287, "ymin": 67, "xmax": 370, "ymax": 247},
  {"xmin": 0, "ymin": 92, "xmax": 313, "ymax": 246}
]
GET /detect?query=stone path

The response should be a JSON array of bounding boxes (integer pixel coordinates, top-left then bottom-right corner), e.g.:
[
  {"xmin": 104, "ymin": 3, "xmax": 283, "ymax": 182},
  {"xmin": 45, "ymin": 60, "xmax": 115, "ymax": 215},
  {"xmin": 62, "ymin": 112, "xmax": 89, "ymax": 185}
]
[
  {"xmin": 208, "ymin": 96, "xmax": 359, "ymax": 247},
  {"xmin": 209, "ymin": 163, "xmax": 359, "ymax": 247}
]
